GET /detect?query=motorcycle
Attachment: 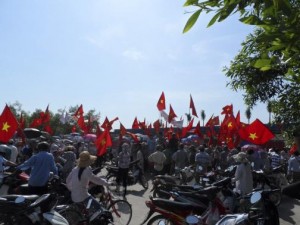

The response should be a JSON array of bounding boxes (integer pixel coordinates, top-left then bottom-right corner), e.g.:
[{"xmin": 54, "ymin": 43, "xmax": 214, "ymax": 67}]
[
  {"xmin": 0, "ymin": 167, "xmax": 29, "ymax": 195},
  {"xmin": 141, "ymin": 185, "xmax": 228, "ymax": 225},
  {"xmin": 252, "ymin": 168, "xmax": 283, "ymax": 206},
  {"xmin": 0, "ymin": 193, "xmax": 69, "ymax": 225},
  {"xmin": 215, "ymin": 191, "xmax": 279, "ymax": 225},
  {"xmin": 105, "ymin": 160, "xmax": 148, "ymax": 190}
]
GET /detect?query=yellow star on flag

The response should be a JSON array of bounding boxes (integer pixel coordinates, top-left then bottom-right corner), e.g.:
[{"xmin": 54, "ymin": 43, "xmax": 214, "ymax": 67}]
[
  {"xmin": 249, "ymin": 133, "xmax": 258, "ymax": 140},
  {"xmin": 228, "ymin": 122, "xmax": 232, "ymax": 128},
  {"xmin": 2, "ymin": 122, "xmax": 10, "ymax": 132},
  {"xmin": 101, "ymin": 139, "xmax": 106, "ymax": 147}
]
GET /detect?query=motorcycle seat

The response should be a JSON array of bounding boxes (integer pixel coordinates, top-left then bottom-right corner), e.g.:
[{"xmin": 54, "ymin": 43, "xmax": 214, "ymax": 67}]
[
  {"xmin": 151, "ymin": 197, "xmax": 205, "ymax": 212},
  {"xmin": 1, "ymin": 194, "xmax": 40, "ymax": 201},
  {"xmin": 211, "ymin": 177, "xmax": 231, "ymax": 187}
]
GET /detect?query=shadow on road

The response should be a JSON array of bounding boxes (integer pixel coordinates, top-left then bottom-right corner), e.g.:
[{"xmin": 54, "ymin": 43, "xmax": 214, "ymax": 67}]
[{"xmin": 279, "ymin": 195, "xmax": 300, "ymax": 225}]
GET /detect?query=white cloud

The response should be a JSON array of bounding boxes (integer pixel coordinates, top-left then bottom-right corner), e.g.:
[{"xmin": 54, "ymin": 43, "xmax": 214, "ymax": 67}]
[{"xmin": 122, "ymin": 48, "xmax": 145, "ymax": 61}]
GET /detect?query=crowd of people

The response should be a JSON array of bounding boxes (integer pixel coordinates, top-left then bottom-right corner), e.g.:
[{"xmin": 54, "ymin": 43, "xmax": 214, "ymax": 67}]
[{"xmin": 0, "ymin": 128, "xmax": 299, "ymax": 216}]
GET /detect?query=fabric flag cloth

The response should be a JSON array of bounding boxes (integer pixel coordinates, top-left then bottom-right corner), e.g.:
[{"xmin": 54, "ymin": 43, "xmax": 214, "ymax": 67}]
[
  {"xmin": 74, "ymin": 104, "xmax": 84, "ymax": 117},
  {"xmin": 168, "ymin": 105, "xmax": 177, "ymax": 123},
  {"xmin": 119, "ymin": 123, "xmax": 127, "ymax": 142},
  {"xmin": 181, "ymin": 118, "xmax": 194, "ymax": 138},
  {"xmin": 194, "ymin": 121, "xmax": 202, "ymax": 137},
  {"xmin": 157, "ymin": 92, "xmax": 166, "ymax": 111},
  {"xmin": 153, "ymin": 119, "xmax": 161, "ymax": 133},
  {"xmin": 221, "ymin": 104, "xmax": 233, "ymax": 115},
  {"xmin": 126, "ymin": 132, "xmax": 140, "ymax": 143},
  {"xmin": 189, "ymin": 95, "xmax": 198, "ymax": 117},
  {"xmin": 132, "ymin": 117, "xmax": 139, "ymax": 129},
  {"xmin": 95, "ymin": 128, "xmax": 112, "ymax": 156},
  {"xmin": 205, "ymin": 115, "xmax": 219, "ymax": 127},
  {"xmin": 238, "ymin": 119, "xmax": 275, "ymax": 145},
  {"xmin": 0, "ymin": 105, "xmax": 19, "ymax": 143}
]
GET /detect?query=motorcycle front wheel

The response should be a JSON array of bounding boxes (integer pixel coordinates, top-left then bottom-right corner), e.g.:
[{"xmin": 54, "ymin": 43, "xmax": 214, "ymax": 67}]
[
  {"xmin": 147, "ymin": 215, "xmax": 175, "ymax": 225},
  {"xmin": 269, "ymin": 191, "xmax": 282, "ymax": 206}
]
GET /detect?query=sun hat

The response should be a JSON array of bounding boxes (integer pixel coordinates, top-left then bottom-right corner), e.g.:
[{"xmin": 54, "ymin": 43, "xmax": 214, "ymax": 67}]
[
  {"xmin": 233, "ymin": 152, "xmax": 249, "ymax": 163},
  {"xmin": 77, "ymin": 151, "xmax": 97, "ymax": 168}
]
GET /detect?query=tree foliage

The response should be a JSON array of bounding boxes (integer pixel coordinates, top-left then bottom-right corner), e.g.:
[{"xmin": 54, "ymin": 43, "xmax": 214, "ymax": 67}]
[{"xmin": 183, "ymin": 0, "xmax": 300, "ymax": 136}]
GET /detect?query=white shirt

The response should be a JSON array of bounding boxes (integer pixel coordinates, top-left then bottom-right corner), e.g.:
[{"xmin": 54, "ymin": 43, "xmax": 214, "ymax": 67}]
[
  {"xmin": 148, "ymin": 151, "xmax": 166, "ymax": 171},
  {"xmin": 8, "ymin": 145, "xmax": 18, "ymax": 163},
  {"xmin": 66, "ymin": 166, "xmax": 109, "ymax": 203}
]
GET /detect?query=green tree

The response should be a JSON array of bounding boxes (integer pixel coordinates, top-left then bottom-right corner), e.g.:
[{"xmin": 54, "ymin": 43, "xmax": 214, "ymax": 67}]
[
  {"xmin": 183, "ymin": 0, "xmax": 300, "ymax": 77},
  {"xmin": 267, "ymin": 101, "xmax": 272, "ymax": 125},
  {"xmin": 245, "ymin": 107, "xmax": 251, "ymax": 124},
  {"xmin": 200, "ymin": 110, "xmax": 206, "ymax": 126}
]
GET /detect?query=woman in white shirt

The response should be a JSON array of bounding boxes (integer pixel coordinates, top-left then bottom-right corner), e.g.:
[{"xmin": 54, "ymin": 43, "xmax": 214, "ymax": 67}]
[{"xmin": 66, "ymin": 151, "xmax": 110, "ymax": 221}]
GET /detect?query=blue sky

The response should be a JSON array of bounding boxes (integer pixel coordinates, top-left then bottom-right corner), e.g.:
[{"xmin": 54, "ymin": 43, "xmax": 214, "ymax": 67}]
[{"xmin": 0, "ymin": 0, "xmax": 269, "ymax": 129}]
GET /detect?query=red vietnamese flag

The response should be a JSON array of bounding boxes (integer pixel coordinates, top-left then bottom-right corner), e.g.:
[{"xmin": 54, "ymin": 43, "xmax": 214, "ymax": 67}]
[
  {"xmin": 181, "ymin": 118, "xmax": 194, "ymax": 138},
  {"xmin": 132, "ymin": 117, "xmax": 139, "ymax": 129},
  {"xmin": 96, "ymin": 128, "xmax": 112, "ymax": 156},
  {"xmin": 205, "ymin": 115, "xmax": 219, "ymax": 127},
  {"xmin": 238, "ymin": 119, "xmax": 275, "ymax": 145},
  {"xmin": 44, "ymin": 125, "xmax": 53, "ymax": 135},
  {"xmin": 157, "ymin": 92, "xmax": 166, "ymax": 111},
  {"xmin": 0, "ymin": 105, "xmax": 19, "ymax": 143},
  {"xmin": 120, "ymin": 123, "xmax": 127, "ymax": 137},
  {"xmin": 153, "ymin": 119, "xmax": 161, "ymax": 134},
  {"xmin": 221, "ymin": 104, "xmax": 233, "ymax": 115},
  {"xmin": 194, "ymin": 121, "xmax": 202, "ymax": 137},
  {"xmin": 101, "ymin": 117, "xmax": 110, "ymax": 129},
  {"xmin": 40, "ymin": 105, "xmax": 50, "ymax": 124},
  {"xmin": 168, "ymin": 105, "xmax": 177, "ymax": 123},
  {"xmin": 126, "ymin": 131, "xmax": 140, "ymax": 143},
  {"xmin": 189, "ymin": 95, "xmax": 198, "ymax": 117},
  {"xmin": 77, "ymin": 115, "xmax": 88, "ymax": 133},
  {"xmin": 74, "ymin": 104, "xmax": 84, "ymax": 117},
  {"xmin": 30, "ymin": 117, "xmax": 42, "ymax": 128}
]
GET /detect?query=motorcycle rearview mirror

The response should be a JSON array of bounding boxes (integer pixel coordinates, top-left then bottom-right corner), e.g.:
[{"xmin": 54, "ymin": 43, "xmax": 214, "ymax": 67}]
[
  {"xmin": 250, "ymin": 192, "xmax": 261, "ymax": 204},
  {"xmin": 15, "ymin": 196, "xmax": 25, "ymax": 204},
  {"xmin": 186, "ymin": 215, "xmax": 200, "ymax": 224},
  {"xmin": 158, "ymin": 221, "xmax": 167, "ymax": 225}
]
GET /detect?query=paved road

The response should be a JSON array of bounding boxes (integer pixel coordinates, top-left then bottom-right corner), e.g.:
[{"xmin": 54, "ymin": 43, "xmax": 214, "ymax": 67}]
[{"xmin": 115, "ymin": 178, "xmax": 300, "ymax": 225}]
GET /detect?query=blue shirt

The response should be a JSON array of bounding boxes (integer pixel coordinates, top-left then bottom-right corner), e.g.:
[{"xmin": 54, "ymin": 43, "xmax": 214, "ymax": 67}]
[
  {"xmin": 288, "ymin": 156, "xmax": 300, "ymax": 174},
  {"xmin": 17, "ymin": 151, "xmax": 58, "ymax": 187}
]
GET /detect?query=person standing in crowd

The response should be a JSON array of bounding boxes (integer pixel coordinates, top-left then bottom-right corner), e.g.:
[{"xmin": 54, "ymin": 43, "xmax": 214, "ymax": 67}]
[
  {"xmin": 148, "ymin": 145, "xmax": 166, "ymax": 175},
  {"xmin": 162, "ymin": 144, "xmax": 173, "ymax": 175},
  {"xmin": 270, "ymin": 148, "xmax": 282, "ymax": 168},
  {"xmin": 195, "ymin": 145, "xmax": 211, "ymax": 183},
  {"xmin": 287, "ymin": 151, "xmax": 300, "ymax": 183},
  {"xmin": 188, "ymin": 145, "xmax": 197, "ymax": 166},
  {"xmin": 7, "ymin": 139, "xmax": 18, "ymax": 163},
  {"xmin": 66, "ymin": 151, "xmax": 111, "ymax": 223},
  {"xmin": 172, "ymin": 143, "xmax": 188, "ymax": 172},
  {"xmin": 220, "ymin": 144, "xmax": 230, "ymax": 170},
  {"xmin": 0, "ymin": 147, "xmax": 17, "ymax": 172},
  {"xmin": 17, "ymin": 141, "xmax": 58, "ymax": 195},
  {"xmin": 61, "ymin": 145, "xmax": 77, "ymax": 180},
  {"xmin": 233, "ymin": 152, "xmax": 253, "ymax": 195},
  {"xmin": 168, "ymin": 133, "xmax": 179, "ymax": 155},
  {"xmin": 116, "ymin": 143, "xmax": 131, "ymax": 198}
]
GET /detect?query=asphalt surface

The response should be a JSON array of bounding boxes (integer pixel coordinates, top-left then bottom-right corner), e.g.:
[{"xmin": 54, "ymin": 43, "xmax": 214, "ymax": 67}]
[{"xmin": 109, "ymin": 174, "xmax": 300, "ymax": 225}]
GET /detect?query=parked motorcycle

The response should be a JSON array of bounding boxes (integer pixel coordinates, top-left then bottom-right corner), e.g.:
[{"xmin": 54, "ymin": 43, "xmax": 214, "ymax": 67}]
[
  {"xmin": 141, "ymin": 185, "xmax": 228, "ymax": 225},
  {"xmin": 0, "ymin": 167, "xmax": 29, "ymax": 195},
  {"xmin": 0, "ymin": 193, "xmax": 69, "ymax": 225},
  {"xmin": 215, "ymin": 190, "xmax": 279, "ymax": 225}
]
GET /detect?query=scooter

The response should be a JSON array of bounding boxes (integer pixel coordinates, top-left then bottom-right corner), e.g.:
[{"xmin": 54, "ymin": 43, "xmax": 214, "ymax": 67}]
[
  {"xmin": 0, "ymin": 193, "xmax": 69, "ymax": 225},
  {"xmin": 215, "ymin": 190, "xmax": 279, "ymax": 225}
]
